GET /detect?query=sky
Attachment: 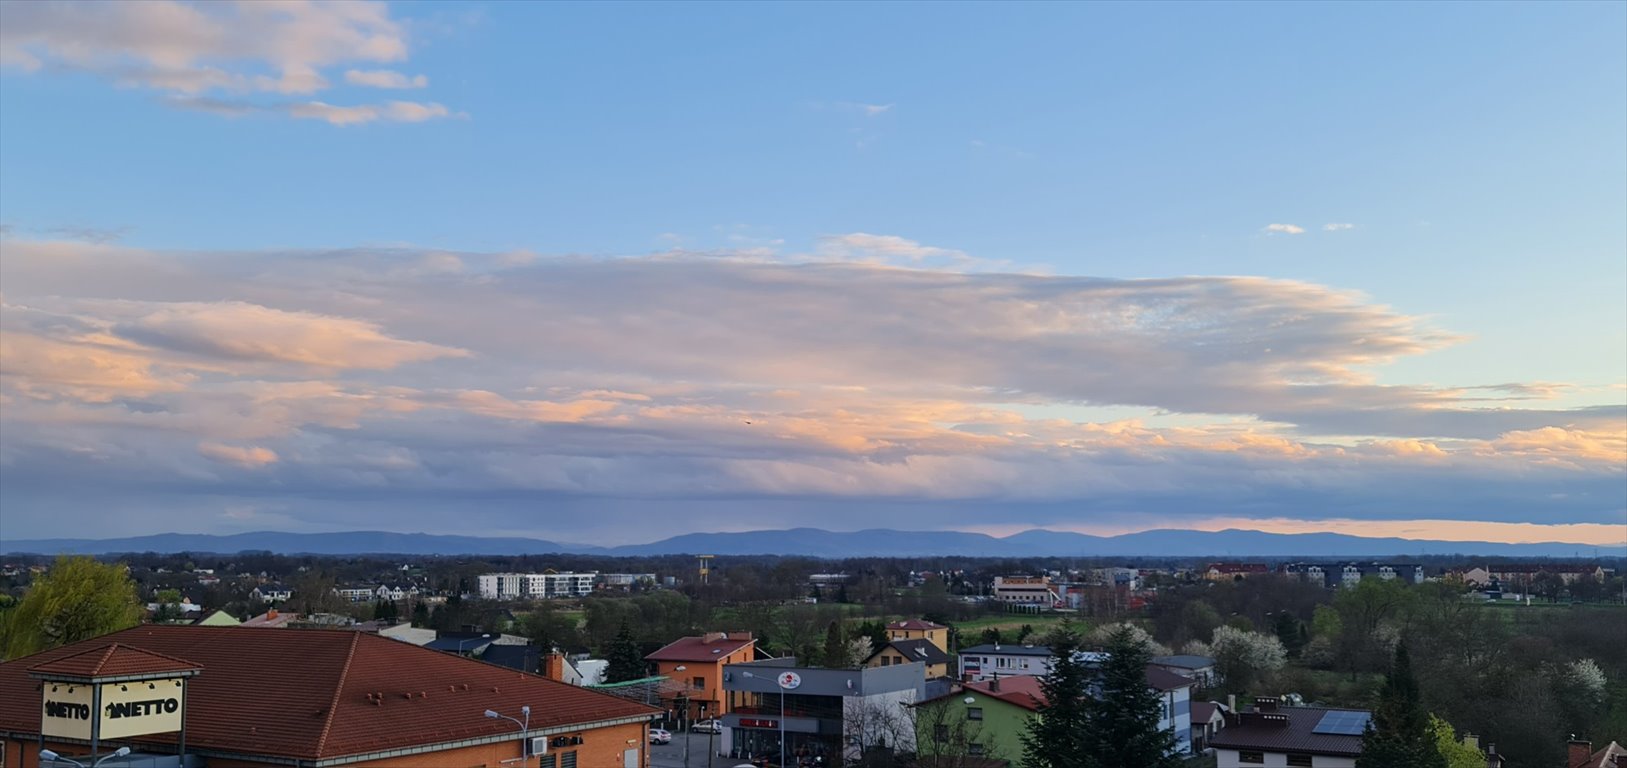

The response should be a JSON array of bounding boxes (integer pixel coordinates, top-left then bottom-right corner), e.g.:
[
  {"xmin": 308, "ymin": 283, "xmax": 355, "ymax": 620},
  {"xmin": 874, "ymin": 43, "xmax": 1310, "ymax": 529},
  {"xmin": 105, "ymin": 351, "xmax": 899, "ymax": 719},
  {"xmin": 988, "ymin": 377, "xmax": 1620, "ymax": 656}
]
[{"xmin": 0, "ymin": 1, "xmax": 1623, "ymax": 546}]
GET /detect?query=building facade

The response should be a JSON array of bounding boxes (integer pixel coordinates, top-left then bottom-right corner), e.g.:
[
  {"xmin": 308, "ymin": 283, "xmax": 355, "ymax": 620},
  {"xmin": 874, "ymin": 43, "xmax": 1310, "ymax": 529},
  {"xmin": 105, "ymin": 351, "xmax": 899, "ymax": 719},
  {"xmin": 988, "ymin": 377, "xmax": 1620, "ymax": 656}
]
[
  {"xmin": 645, "ymin": 632, "xmax": 757, "ymax": 721},
  {"xmin": 719, "ymin": 658, "xmax": 926, "ymax": 765}
]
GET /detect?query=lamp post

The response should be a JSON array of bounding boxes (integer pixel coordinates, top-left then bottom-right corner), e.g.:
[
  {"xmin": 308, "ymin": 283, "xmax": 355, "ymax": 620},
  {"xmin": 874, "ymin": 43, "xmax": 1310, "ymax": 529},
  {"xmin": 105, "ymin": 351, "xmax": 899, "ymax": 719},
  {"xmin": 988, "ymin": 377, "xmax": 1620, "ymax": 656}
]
[
  {"xmin": 673, "ymin": 665, "xmax": 692, "ymax": 768},
  {"xmin": 484, "ymin": 706, "xmax": 532, "ymax": 767},
  {"xmin": 39, "ymin": 748, "xmax": 132, "ymax": 768}
]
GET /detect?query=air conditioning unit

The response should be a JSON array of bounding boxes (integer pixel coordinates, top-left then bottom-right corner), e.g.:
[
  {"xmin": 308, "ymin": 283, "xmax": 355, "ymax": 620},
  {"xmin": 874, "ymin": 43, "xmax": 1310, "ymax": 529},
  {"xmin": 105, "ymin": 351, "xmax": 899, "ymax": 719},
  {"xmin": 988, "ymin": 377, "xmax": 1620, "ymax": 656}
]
[{"xmin": 531, "ymin": 737, "xmax": 549, "ymax": 756}]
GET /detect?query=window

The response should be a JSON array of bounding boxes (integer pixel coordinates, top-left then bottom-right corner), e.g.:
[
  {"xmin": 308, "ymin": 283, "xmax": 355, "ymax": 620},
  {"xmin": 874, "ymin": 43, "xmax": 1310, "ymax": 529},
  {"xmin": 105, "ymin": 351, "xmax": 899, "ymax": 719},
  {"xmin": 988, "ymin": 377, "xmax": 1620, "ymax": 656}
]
[
  {"xmin": 968, "ymin": 743, "xmax": 985, "ymax": 757},
  {"xmin": 934, "ymin": 725, "xmax": 949, "ymax": 740},
  {"xmin": 693, "ymin": 676, "xmax": 705, "ymax": 689},
  {"xmin": 561, "ymin": 752, "xmax": 577, "ymax": 768},
  {"xmin": 966, "ymin": 707, "xmax": 983, "ymax": 720},
  {"xmin": 1287, "ymin": 755, "xmax": 1314, "ymax": 767},
  {"xmin": 537, "ymin": 755, "xmax": 557, "ymax": 768},
  {"xmin": 1238, "ymin": 752, "xmax": 1264, "ymax": 764}
]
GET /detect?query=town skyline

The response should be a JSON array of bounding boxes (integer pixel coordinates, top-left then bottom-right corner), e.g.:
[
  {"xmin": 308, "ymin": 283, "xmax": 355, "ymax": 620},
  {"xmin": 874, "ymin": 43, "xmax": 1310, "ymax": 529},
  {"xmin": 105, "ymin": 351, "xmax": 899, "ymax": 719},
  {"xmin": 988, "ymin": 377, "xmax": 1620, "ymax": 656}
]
[{"xmin": 2, "ymin": 1, "xmax": 1624, "ymax": 547}]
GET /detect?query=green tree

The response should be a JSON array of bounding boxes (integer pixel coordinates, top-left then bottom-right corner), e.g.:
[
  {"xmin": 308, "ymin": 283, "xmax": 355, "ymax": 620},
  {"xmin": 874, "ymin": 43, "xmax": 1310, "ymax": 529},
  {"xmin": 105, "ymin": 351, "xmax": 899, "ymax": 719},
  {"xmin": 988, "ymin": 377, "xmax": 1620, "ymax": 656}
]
[
  {"xmin": 1357, "ymin": 643, "xmax": 1447, "ymax": 768},
  {"xmin": 1021, "ymin": 623, "xmax": 1092, "ymax": 768},
  {"xmin": 410, "ymin": 601, "xmax": 430, "ymax": 627},
  {"xmin": 603, "ymin": 621, "xmax": 646, "ymax": 684},
  {"xmin": 1273, "ymin": 611, "xmax": 1306, "ymax": 658},
  {"xmin": 3, "ymin": 556, "xmax": 143, "ymax": 659},
  {"xmin": 1090, "ymin": 625, "xmax": 1181, "ymax": 768},
  {"xmin": 373, "ymin": 599, "xmax": 399, "ymax": 622},
  {"xmin": 823, "ymin": 620, "xmax": 848, "ymax": 667},
  {"xmin": 1430, "ymin": 715, "xmax": 1486, "ymax": 768},
  {"xmin": 981, "ymin": 627, "xmax": 1003, "ymax": 646}
]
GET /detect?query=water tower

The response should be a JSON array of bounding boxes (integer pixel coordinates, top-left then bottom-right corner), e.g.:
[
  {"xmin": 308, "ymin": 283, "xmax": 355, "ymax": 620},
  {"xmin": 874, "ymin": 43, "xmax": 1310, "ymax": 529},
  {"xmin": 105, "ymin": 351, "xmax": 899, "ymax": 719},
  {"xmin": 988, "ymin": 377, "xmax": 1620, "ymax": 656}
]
[{"xmin": 697, "ymin": 554, "xmax": 714, "ymax": 585}]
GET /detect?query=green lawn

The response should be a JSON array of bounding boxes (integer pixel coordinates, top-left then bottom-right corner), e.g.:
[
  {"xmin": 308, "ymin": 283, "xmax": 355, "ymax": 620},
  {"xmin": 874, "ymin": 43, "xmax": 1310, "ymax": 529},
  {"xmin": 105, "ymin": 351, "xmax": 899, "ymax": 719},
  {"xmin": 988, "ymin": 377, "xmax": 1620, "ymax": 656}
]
[{"xmin": 950, "ymin": 612, "xmax": 1083, "ymax": 635}]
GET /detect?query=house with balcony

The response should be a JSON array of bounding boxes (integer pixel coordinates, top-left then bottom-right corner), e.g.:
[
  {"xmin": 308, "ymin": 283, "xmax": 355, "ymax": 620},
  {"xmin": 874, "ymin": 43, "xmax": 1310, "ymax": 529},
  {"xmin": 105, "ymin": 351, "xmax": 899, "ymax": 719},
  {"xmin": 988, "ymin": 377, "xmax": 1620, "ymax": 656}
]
[
  {"xmin": 957, "ymin": 643, "xmax": 1055, "ymax": 682},
  {"xmin": 646, "ymin": 631, "xmax": 758, "ymax": 721}
]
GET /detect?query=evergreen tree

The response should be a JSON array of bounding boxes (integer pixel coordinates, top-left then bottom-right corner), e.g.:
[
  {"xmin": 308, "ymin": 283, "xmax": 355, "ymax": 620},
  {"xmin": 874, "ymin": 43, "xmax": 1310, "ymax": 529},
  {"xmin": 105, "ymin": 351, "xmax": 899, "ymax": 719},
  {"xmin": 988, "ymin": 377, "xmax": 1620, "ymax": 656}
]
[
  {"xmin": 1357, "ymin": 643, "xmax": 1447, "ymax": 768},
  {"xmin": 604, "ymin": 621, "xmax": 646, "ymax": 683},
  {"xmin": 1090, "ymin": 625, "xmax": 1181, "ymax": 768},
  {"xmin": 410, "ymin": 601, "xmax": 430, "ymax": 628},
  {"xmin": 1020, "ymin": 624, "xmax": 1093, "ymax": 768},
  {"xmin": 1274, "ymin": 611, "xmax": 1306, "ymax": 658},
  {"xmin": 823, "ymin": 620, "xmax": 848, "ymax": 667},
  {"xmin": 373, "ymin": 599, "xmax": 398, "ymax": 622}
]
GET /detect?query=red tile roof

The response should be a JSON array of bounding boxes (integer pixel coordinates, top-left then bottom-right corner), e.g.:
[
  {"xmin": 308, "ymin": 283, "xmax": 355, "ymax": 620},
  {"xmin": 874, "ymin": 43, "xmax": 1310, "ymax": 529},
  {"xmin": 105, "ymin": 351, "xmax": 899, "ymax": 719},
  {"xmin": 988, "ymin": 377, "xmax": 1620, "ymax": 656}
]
[
  {"xmin": 28, "ymin": 643, "xmax": 201, "ymax": 680},
  {"xmin": 1572, "ymin": 741, "xmax": 1627, "ymax": 768},
  {"xmin": 887, "ymin": 619, "xmax": 946, "ymax": 630},
  {"xmin": 645, "ymin": 633, "xmax": 755, "ymax": 663},
  {"xmin": 1, "ymin": 626, "xmax": 657, "ymax": 761}
]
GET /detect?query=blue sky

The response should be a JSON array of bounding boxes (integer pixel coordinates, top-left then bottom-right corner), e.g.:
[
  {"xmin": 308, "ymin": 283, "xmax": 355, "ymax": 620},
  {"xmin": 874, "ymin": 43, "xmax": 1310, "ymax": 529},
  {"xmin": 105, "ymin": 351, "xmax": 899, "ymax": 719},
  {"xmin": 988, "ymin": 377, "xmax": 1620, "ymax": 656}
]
[{"xmin": 1, "ymin": 1, "xmax": 1623, "ymax": 545}]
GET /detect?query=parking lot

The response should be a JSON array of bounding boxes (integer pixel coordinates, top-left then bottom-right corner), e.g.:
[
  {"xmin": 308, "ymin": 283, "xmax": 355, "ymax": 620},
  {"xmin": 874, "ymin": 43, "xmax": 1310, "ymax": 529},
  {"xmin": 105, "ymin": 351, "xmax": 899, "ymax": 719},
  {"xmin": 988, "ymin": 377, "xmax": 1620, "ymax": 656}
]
[{"xmin": 648, "ymin": 731, "xmax": 735, "ymax": 768}]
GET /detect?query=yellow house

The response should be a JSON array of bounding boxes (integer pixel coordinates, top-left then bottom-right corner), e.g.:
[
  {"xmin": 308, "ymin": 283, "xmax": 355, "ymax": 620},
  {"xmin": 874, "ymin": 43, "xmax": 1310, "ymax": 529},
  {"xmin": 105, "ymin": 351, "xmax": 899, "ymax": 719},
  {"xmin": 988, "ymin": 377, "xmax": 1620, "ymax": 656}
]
[
  {"xmin": 866, "ymin": 638, "xmax": 950, "ymax": 679},
  {"xmin": 886, "ymin": 619, "xmax": 949, "ymax": 654}
]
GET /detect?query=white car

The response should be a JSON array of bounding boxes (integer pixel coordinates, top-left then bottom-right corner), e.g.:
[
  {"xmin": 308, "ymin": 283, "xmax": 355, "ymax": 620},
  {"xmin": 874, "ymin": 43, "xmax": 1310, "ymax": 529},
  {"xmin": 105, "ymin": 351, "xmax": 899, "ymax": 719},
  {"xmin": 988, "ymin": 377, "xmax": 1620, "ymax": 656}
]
[
  {"xmin": 691, "ymin": 719, "xmax": 724, "ymax": 734},
  {"xmin": 648, "ymin": 728, "xmax": 672, "ymax": 745}
]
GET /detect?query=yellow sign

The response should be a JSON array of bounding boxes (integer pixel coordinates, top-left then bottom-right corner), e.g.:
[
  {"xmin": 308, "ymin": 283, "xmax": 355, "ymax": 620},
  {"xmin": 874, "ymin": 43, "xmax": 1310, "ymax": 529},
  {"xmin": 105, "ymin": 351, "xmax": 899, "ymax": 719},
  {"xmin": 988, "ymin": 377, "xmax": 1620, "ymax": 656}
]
[
  {"xmin": 98, "ymin": 678, "xmax": 186, "ymax": 739},
  {"xmin": 40, "ymin": 683, "xmax": 94, "ymax": 741}
]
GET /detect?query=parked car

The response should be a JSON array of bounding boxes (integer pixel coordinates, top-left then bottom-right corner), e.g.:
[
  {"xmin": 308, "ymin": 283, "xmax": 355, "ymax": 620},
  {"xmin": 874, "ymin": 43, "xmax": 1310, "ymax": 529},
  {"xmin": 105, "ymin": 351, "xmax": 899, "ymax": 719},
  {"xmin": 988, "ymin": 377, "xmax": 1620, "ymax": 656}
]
[
  {"xmin": 692, "ymin": 719, "xmax": 724, "ymax": 734},
  {"xmin": 649, "ymin": 728, "xmax": 672, "ymax": 745}
]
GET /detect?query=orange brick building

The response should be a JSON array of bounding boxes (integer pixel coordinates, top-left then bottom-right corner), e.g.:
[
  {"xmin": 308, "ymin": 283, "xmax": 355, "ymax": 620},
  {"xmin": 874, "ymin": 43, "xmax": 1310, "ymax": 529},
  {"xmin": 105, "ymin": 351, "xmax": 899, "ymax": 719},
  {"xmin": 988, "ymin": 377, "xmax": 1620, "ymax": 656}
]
[
  {"xmin": 0, "ymin": 625, "xmax": 657, "ymax": 768},
  {"xmin": 644, "ymin": 632, "xmax": 756, "ymax": 721}
]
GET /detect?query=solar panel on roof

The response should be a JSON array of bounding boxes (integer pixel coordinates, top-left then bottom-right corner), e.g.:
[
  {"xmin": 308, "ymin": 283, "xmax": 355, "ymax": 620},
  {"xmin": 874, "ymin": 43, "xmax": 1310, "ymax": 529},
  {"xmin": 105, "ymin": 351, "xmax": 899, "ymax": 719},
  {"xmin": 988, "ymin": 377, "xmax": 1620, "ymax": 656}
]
[{"xmin": 1312, "ymin": 711, "xmax": 1372, "ymax": 735}]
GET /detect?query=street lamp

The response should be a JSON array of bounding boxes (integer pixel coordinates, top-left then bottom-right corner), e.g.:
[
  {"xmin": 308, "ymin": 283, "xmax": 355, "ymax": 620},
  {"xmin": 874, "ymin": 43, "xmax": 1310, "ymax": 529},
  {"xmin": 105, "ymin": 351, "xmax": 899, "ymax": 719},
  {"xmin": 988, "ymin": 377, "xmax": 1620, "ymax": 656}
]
[
  {"xmin": 484, "ymin": 706, "xmax": 532, "ymax": 767},
  {"xmin": 673, "ymin": 665, "xmax": 692, "ymax": 768},
  {"xmin": 40, "ymin": 747, "xmax": 132, "ymax": 768}
]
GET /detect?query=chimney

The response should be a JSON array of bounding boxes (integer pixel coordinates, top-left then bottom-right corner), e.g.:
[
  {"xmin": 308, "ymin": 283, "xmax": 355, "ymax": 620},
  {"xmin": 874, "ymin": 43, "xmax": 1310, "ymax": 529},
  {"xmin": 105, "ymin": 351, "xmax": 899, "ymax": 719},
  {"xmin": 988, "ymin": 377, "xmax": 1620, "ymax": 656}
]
[
  {"xmin": 1484, "ymin": 743, "xmax": 1503, "ymax": 768},
  {"xmin": 1569, "ymin": 740, "xmax": 1593, "ymax": 768},
  {"xmin": 1228, "ymin": 694, "xmax": 1237, "ymax": 713},
  {"xmin": 703, "ymin": 631, "xmax": 725, "ymax": 643},
  {"xmin": 267, "ymin": 609, "xmax": 278, "ymax": 620},
  {"xmin": 1256, "ymin": 696, "xmax": 1279, "ymax": 713},
  {"xmin": 1462, "ymin": 733, "xmax": 1478, "ymax": 751},
  {"xmin": 989, "ymin": 676, "xmax": 1000, "ymax": 693},
  {"xmin": 543, "ymin": 652, "xmax": 567, "ymax": 682}
]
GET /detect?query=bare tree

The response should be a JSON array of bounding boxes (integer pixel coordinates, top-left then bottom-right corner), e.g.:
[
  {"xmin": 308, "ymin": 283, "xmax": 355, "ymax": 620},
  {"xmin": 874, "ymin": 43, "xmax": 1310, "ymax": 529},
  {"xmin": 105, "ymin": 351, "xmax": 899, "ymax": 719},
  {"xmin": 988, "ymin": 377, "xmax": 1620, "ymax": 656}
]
[{"xmin": 908, "ymin": 695, "xmax": 1006, "ymax": 768}]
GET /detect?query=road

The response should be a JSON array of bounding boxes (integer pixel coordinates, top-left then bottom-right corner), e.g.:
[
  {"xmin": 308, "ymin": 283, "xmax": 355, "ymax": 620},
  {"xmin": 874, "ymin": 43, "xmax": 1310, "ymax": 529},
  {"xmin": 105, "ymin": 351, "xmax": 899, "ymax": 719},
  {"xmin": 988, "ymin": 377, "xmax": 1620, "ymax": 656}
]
[{"xmin": 649, "ymin": 731, "xmax": 734, "ymax": 768}]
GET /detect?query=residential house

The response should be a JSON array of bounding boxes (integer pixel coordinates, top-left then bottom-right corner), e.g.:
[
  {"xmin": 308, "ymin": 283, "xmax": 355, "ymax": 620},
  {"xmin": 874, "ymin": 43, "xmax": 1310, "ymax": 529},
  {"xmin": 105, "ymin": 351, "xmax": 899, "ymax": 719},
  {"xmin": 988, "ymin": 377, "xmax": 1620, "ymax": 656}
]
[
  {"xmin": 1207, "ymin": 563, "xmax": 1271, "ymax": 581},
  {"xmin": 916, "ymin": 664, "xmax": 1194, "ymax": 758},
  {"xmin": 646, "ymin": 631, "xmax": 758, "ymax": 721},
  {"xmin": 958, "ymin": 643, "xmax": 1054, "ymax": 682},
  {"xmin": 191, "ymin": 609, "xmax": 241, "ymax": 626},
  {"xmin": 1569, "ymin": 739, "xmax": 1627, "ymax": 768},
  {"xmin": 867, "ymin": 638, "xmax": 950, "ymax": 679},
  {"xmin": 252, "ymin": 585, "xmax": 294, "ymax": 602},
  {"xmin": 1209, "ymin": 699, "xmax": 1368, "ymax": 768},
  {"xmin": 1151, "ymin": 654, "xmax": 1219, "ymax": 688},
  {"xmin": 720, "ymin": 656, "xmax": 925, "ymax": 764},
  {"xmin": 1191, "ymin": 700, "xmax": 1226, "ymax": 752},
  {"xmin": 335, "ymin": 585, "xmax": 377, "ymax": 602},
  {"xmin": 375, "ymin": 583, "xmax": 419, "ymax": 601},
  {"xmin": 241, "ymin": 608, "xmax": 298, "ymax": 628},
  {"xmin": 887, "ymin": 619, "xmax": 950, "ymax": 654}
]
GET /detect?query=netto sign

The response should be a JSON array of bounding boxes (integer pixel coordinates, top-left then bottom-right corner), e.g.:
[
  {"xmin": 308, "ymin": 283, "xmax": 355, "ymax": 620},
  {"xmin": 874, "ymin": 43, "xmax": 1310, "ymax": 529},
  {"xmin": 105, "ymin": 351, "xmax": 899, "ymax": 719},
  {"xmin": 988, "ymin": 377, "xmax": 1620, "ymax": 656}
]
[
  {"xmin": 99, "ymin": 678, "xmax": 186, "ymax": 739},
  {"xmin": 39, "ymin": 678, "xmax": 187, "ymax": 741},
  {"xmin": 40, "ymin": 684, "xmax": 94, "ymax": 740}
]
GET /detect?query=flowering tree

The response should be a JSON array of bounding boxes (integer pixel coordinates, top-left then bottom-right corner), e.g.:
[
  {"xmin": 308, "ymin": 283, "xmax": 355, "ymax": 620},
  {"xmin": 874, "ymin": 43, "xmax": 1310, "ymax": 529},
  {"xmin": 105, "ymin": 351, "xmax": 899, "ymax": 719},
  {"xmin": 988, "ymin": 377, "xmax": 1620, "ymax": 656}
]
[{"xmin": 1209, "ymin": 625, "xmax": 1287, "ymax": 694}]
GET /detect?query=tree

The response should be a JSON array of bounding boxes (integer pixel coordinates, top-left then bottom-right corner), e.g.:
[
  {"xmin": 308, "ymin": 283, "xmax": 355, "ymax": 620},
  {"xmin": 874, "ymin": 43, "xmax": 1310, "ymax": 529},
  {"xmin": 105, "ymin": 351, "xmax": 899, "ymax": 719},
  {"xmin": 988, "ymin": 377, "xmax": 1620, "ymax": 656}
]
[
  {"xmin": 1357, "ymin": 642, "xmax": 1446, "ymax": 768},
  {"xmin": 824, "ymin": 620, "xmax": 849, "ymax": 667},
  {"xmin": 3, "ymin": 556, "xmax": 143, "ymax": 659},
  {"xmin": 373, "ymin": 599, "xmax": 399, "ymax": 622},
  {"xmin": 1088, "ymin": 622, "xmax": 1170, "ymax": 656},
  {"xmin": 1209, "ymin": 625, "xmax": 1287, "ymax": 694},
  {"xmin": 981, "ymin": 627, "xmax": 1003, "ymax": 646},
  {"xmin": 1273, "ymin": 611, "xmax": 1306, "ymax": 657},
  {"xmin": 1020, "ymin": 624, "xmax": 1092, "ymax": 768},
  {"xmin": 1089, "ymin": 625, "xmax": 1182, "ymax": 768},
  {"xmin": 411, "ymin": 601, "xmax": 430, "ymax": 627},
  {"xmin": 1017, "ymin": 623, "xmax": 1035, "ymax": 643},
  {"xmin": 603, "ymin": 621, "xmax": 646, "ymax": 684},
  {"xmin": 914, "ymin": 695, "xmax": 1003, "ymax": 768},
  {"xmin": 1430, "ymin": 716, "xmax": 1487, "ymax": 768}
]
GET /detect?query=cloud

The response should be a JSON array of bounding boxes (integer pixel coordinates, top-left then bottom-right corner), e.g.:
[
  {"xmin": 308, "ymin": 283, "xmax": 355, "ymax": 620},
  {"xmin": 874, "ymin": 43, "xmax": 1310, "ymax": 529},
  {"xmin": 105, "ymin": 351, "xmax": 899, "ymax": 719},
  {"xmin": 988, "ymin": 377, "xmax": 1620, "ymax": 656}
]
[
  {"xmin": 0, "ymin": 1, "xmax": 457, "ymax": 123},
  {"xmin": 859, "ymin": 103, "xmax": 893, "ymax": 117},
  {"xmin": 343, "ymin": 68, "xmax": 427, "ymax": 89},
  {"xmin": 1324, "ymin": 223, "xmax": 1355, "ymax": 231},
  {"xmin": 198, "ymin": 441, "xmax": 278, "ymax": 468},
  {"xmin": 1262, "ymin": 223, "xmax": 1306, "ymax": 235},
  {"xmin": 44, "ymin": 225, "xmax": 132, "ymax": 244},
  {"xmin": 0, "ymin": 237, "xmax": 1620, "ymax": 540},
  {"xmin": 287, "ymin": 99, "xmax": 456, "ymax": 125}
]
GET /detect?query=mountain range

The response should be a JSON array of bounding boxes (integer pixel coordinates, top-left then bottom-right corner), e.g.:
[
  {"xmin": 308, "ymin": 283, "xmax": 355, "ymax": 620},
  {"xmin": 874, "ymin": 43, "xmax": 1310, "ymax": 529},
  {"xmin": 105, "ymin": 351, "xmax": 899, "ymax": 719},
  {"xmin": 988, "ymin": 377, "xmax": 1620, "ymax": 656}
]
[{"xmin": 2, "ymin": 528, "xmax": 1620, "ymax": 559}]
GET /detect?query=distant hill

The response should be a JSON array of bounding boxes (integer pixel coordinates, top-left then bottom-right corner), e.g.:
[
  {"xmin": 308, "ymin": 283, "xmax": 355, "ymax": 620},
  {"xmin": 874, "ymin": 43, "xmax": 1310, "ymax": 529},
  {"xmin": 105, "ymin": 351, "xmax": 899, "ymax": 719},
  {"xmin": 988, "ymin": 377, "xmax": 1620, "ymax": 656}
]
[{"xmin": 3, "ymin": 527, "xmax": 1620, "ymax": 558}]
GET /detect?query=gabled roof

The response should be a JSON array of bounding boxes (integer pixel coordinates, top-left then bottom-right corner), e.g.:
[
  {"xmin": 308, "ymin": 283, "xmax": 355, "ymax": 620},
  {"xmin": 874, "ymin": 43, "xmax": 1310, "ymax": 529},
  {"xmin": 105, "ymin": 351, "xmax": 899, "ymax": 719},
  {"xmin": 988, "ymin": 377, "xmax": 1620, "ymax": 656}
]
[
  {"xmin": 28, "ymin": 643, "xmax": 202, "ymax": 681},
  {"xmin": 867, "ymin": 638, "xmax": 949, "ymax": 666},
  {"xmin": 1191, "ymin": 700, "xmax": 1221, "ymax": 725},
  {"xmin": 887, "ymin": 619, "xmax": 946, "ymax": 631},
  {"xmin": 958, "ymin": 643, "xmax": 1053, "ymax": 657},
  {"xmin": 1145, "ymin": 666, "xmax": 1197, "ymax": 691},
  {"xmin": 645, "ymin": 633, "xmax": 755, "ymax": 663},
  {"xmin": 0, "ymin": 625, "xmax": 657, "ymax": 761},
  {"xmin": 1152, "ymin": 654, "xmax": 1215, "ymax": 669},
  {"xmin": 1208, "ymin": 707, "xmax": 1369, "ymax": 757},
  {"xmin": 1572, "ymin": 741, "xmax": 1627, "ymax": 768}
]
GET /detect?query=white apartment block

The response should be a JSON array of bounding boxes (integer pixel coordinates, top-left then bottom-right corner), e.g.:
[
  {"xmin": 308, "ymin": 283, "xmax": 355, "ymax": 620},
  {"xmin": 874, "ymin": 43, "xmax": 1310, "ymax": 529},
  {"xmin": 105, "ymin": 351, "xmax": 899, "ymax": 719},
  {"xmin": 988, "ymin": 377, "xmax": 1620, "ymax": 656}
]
[{"xmin": 478, "ymin": 571, "xmax": 596, "ymax": 600}]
